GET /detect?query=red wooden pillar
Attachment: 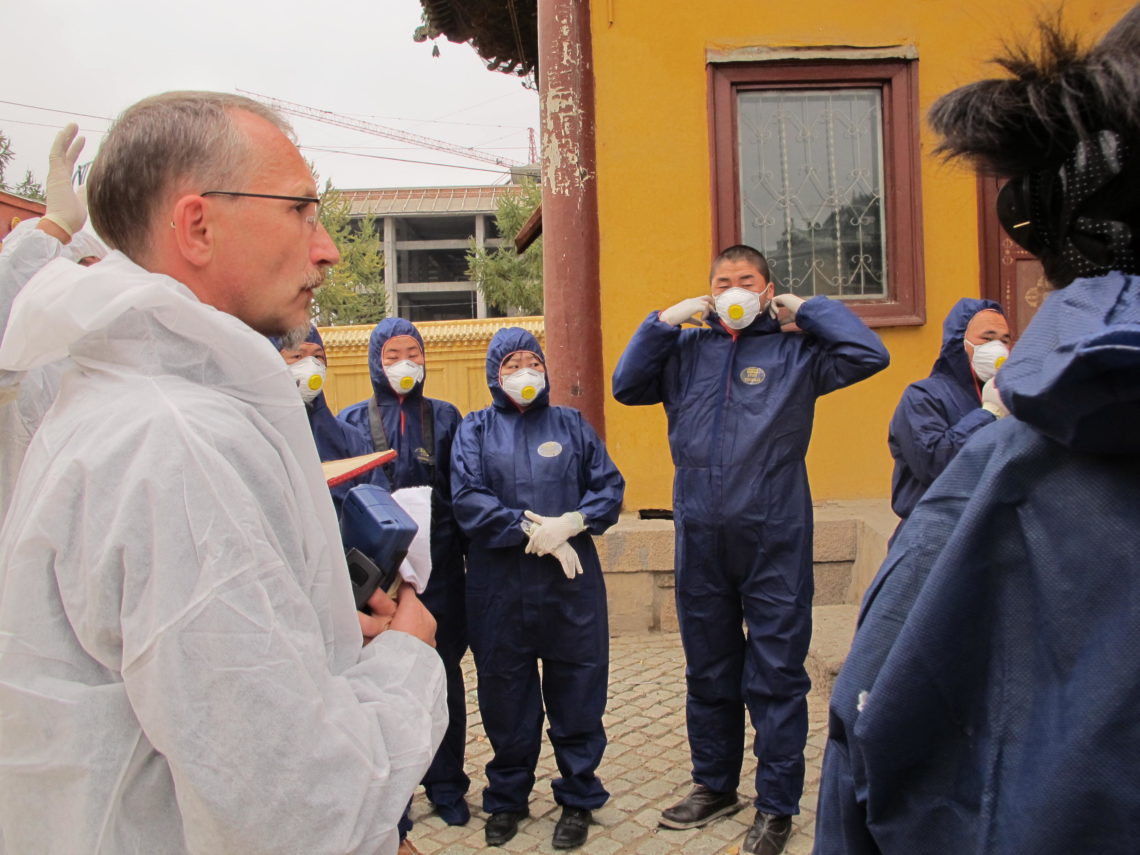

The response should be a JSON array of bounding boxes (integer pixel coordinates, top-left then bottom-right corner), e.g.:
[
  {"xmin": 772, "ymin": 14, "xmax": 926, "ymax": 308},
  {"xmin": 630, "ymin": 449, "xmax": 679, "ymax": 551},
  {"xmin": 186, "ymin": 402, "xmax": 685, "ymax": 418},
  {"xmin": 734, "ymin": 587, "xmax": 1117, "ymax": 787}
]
[{"xmin": 537, "ymin": 0, "xmax": 605, "ymax": 436}]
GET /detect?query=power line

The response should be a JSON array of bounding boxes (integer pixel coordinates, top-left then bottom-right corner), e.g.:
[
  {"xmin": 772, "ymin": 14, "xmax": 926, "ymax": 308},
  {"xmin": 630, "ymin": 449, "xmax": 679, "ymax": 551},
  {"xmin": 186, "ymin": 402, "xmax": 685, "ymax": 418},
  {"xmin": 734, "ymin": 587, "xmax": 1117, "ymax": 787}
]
[
  {"xmin": 341, "ymin": 114, "xmax": 531, "ymax": 131},
  {"xmin": 241, "ymin": 90, "xmax": 525, "ymax": 169},
  {"xmin": 0, "ymin": 117, "xmax": 107, "ymax": 133},
  {"xmin": 300, "ymin": 146, "xmax": 514, "ymax": 176},
  {"xmin": 306, "ymin": 143, "xmax": 530, "ymax": 152},
  {"xmin": 0, "ymin": 99, "xmax": 111, "ymax": 122}
]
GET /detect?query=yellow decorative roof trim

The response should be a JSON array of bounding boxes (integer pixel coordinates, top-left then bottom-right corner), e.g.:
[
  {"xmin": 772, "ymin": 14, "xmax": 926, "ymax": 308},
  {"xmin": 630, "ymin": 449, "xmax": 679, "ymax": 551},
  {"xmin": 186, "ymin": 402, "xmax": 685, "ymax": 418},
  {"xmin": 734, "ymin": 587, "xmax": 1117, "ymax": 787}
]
[{"xmin": 318, "ymin": 317, "xmax": 545, "ymax": 349}]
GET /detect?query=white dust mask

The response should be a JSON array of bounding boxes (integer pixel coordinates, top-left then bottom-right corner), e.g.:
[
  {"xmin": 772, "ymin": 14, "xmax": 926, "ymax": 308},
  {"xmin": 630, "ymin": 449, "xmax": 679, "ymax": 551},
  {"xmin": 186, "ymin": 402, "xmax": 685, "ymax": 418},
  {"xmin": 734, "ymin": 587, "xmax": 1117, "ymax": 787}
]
[
  {"xmin": 289, "ymin": 356, "xmax": 326, "ymax": 404},
  {"xmin": 715, "ymin": 287, "xmax": 763, "ymax": 330},
  {"xmin": 501, "ymin": 367, "xmax": 546, "ymax": 407},
  {"xmin": 968, "ymin": 339, "xmax": 1010, "ymax": 382},
  {"xmin": 385, "ymin": 360, "xmax": 424, "ymax": 395}
]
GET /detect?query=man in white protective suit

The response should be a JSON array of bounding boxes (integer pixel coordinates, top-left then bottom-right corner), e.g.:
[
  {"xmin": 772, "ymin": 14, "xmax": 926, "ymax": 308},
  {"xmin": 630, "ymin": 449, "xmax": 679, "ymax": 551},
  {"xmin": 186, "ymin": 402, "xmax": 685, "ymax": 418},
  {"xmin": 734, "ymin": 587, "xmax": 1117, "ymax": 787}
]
[{"xmin": 0, "ymin": 92, "xmax": 447, "ymax": 855}]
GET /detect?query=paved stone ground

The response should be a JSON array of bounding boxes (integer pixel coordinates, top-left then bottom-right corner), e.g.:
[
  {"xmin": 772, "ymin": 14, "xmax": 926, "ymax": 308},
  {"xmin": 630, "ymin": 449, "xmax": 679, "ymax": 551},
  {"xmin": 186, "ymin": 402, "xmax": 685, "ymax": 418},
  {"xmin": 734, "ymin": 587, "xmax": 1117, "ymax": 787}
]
[{"xmin": 406, "ymin": 631, "xmax": 827, "ymax": 855}]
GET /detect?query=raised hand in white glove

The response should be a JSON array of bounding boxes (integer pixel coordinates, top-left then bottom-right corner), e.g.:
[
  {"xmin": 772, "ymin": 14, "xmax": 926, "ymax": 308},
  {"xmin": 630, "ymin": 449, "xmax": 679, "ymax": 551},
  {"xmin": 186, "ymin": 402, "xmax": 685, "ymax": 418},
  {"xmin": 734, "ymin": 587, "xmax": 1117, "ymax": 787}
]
[
  {"xmin": 550, "ymin": 541, "xmax": 584, "ymax": 580},
  {"xmin": 981, "ymin": 377, "xmax": 1008, "ymax": 418},
  {"xmin": 659, "ymin": 296, "xmax": 714, "ymax": 327},
  {"xmin": 523, "ymin": 509, "xmax": 586, "ymax": 556},
  {"xmin": 771, "ymin": 293, "xmax": 806, "ymax": 329},
  {"xmin": 42, "ymin": 123, "xmax": 87, "ymax": 238}
]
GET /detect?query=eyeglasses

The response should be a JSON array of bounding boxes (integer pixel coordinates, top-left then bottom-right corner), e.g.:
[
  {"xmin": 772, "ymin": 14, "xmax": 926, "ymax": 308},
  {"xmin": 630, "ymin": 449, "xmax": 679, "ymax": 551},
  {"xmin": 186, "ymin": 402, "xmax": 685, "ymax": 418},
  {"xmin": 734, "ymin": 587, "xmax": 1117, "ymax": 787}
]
[{"xmin": 200, "ymin": 190, "xmax": 322, "ymax": 225}]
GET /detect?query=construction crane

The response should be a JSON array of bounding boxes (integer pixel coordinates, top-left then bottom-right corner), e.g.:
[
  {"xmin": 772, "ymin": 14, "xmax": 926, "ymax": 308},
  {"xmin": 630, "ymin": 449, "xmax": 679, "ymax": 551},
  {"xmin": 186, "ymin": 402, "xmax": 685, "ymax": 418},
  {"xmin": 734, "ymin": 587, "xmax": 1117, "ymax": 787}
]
[{"xmin": 239, "ymin": 89, "xmax": 526, "ymax": 169}]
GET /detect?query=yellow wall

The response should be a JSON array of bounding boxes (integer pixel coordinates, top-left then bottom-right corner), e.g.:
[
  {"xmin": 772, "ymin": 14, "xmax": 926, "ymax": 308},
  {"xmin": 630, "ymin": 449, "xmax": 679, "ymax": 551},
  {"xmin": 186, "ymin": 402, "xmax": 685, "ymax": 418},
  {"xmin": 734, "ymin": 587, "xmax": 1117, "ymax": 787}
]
[
  {"xmin": 319, "ymin": 318, "xmax": 546, "ymax": 417},
  {"xmin": 591, "ymin": 0, "xmax": 1127, "ymax": 510}
]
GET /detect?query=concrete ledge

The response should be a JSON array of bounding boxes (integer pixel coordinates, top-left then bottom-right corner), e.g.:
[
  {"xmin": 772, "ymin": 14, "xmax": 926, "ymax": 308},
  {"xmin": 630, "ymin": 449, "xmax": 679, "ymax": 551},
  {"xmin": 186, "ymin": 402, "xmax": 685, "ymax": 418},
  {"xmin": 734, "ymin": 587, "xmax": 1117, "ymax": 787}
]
[
  {"xmin": 595, "ymin": 499, "xmax": 895, "ymax": 635},
  {"xmin": 812, "ymin": 499, "xmax": 897, "ymax": 603},
  {"xmin": 807, "ymin": 604, "xmax": 860, "ymax": 701}
]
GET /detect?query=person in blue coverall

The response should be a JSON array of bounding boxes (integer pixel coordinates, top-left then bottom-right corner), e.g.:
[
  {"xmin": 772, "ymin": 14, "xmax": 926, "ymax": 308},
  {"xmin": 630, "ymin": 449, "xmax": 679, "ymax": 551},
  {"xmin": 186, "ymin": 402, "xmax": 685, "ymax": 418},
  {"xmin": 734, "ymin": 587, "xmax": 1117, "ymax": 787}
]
[
  {"xmin": 338, "ymin": 318, "xmax": 470, "ymax": 840},
  {"xmin": 815, "ymin": 7, "xmax": 1140, "ymax": 853},
  {"xmin": 612, "ymin": 245, "xmax": 889, "ymax": 855},
  {"xmin": 887, "ymin": 299, "xmax": 1009, "ymax": 529},
  {"xmin": 450, "ymin": 327, "xmax": 625, "ymax": 851},
  {"xmin": 276, "ymin": 325, "xmax": 381, "ymax": 514}
]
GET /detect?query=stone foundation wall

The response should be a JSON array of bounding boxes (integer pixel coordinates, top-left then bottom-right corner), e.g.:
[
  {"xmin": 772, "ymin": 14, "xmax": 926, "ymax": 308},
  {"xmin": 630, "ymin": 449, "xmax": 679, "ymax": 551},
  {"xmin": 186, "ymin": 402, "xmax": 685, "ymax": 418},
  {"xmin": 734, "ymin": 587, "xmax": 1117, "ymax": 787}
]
[{"xmin": 595, "ymin": 499, "xmax": 896, "ymax": 635}]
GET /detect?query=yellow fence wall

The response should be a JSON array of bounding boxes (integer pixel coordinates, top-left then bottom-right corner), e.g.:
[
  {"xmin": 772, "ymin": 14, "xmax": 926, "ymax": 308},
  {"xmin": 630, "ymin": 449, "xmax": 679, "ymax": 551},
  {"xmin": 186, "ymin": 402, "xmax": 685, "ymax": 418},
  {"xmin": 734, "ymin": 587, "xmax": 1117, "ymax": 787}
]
[{"xmin": 319, "ymin": 318, "xmax": 546, "ymax": 417}]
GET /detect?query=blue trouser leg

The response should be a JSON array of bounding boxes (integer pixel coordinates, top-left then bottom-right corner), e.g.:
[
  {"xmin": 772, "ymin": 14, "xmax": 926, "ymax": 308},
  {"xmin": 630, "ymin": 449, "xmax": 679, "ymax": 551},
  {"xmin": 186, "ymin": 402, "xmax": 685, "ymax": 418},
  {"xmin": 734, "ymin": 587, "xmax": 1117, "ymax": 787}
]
[
  {"xmin": 739, "ymin": 523, "xmax": 813, "ymax": 816},
  {"xmin": 676, "ymin": 579, "xmax": 747, "ymax": 793},
  {"xmin": 542, "ymin": 579, "xmax": 610, "ymax": 810},
  {"xmin": 419, "ymin": 571, "xmax": 470, "ymax": 808},
  {"xmin": 675, "ymin": 516, "xmax": 745, "ymax": 793},
  {"xmin": 470, "ymin": 602, "xmax": 543, "ymax": 814},
  {"xmin": 742, "ymin": 594, "xmax": 811, "ymax": 814}
]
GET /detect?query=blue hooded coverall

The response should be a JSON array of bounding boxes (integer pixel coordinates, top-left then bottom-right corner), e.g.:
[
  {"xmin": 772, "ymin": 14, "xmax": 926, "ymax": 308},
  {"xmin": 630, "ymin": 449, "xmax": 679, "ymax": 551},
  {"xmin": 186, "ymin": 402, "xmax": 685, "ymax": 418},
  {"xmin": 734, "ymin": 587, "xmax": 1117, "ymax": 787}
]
[
  {"xmin": 888, "ymin": 298, "xmax": 1002, "ymax": 522},
  {"xmin": 338, "ymin": 318, "xmax": 470, "ymax": 816},
  {"xmin": 612, "ymin": 298, "xmax": 889, "ymax": 815},
  {"xmin": 815, "ymin": 272, "xmax": 1140, "ymax": 854},
  {"xmin": 450, "ymin": 327, "xmax": 625, "ymax": 814}
]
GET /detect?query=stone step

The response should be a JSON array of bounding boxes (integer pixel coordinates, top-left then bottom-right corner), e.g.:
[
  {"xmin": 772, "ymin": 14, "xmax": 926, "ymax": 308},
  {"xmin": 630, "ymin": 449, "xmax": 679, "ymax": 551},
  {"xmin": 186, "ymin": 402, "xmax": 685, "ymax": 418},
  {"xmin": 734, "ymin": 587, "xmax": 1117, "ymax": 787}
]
[
  {"xmin": 595, "ymin": 500, "xmax": 895, "ymax": 635},
  {"xmin": 807, "ymin": 603, "xmax": 860, "ymax": 703}
]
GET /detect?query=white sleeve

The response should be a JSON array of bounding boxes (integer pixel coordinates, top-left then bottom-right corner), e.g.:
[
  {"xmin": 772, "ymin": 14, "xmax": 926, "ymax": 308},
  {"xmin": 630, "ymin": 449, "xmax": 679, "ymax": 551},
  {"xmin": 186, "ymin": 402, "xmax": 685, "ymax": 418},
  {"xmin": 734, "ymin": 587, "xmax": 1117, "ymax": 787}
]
[
  {"xmin": 0, "ymin": 225, "xmax": 65, "ymax": 518},
  {"xmin": 1, "ymin": 221, "xmax": 62, "ymax": 340},
  {"xmin": 105, "ymin": 427, "xmax": 447, "ymax": 855}
]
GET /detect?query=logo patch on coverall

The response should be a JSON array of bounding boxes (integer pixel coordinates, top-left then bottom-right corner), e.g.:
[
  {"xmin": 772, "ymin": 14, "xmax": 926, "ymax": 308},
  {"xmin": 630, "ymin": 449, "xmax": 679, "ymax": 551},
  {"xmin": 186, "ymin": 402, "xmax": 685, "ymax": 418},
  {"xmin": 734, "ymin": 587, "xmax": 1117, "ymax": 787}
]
[
  {"xmin": 740, "ymin": 366, "xmax": 766, "ymax": 385},
  {"xmin": 537, "ymin": 441, "xmax": 563, "ymax": 458}
]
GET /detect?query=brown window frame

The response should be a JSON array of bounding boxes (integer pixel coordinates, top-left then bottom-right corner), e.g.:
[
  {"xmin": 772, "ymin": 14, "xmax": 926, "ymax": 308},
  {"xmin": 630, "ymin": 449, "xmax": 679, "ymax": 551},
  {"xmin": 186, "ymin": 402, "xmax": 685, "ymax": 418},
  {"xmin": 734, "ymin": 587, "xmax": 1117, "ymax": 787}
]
[{"xmin": 709, "ymin": 59, "xmax": 925, "ymax": 327}]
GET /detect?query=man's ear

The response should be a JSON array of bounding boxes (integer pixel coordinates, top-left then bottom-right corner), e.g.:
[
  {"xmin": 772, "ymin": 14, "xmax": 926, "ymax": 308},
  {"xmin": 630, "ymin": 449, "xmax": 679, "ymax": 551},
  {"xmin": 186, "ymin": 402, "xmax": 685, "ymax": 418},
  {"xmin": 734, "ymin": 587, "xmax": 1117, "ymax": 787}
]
[{"xmin": 170, "ymin": 195, "xmax": 212, "ymax": 267}]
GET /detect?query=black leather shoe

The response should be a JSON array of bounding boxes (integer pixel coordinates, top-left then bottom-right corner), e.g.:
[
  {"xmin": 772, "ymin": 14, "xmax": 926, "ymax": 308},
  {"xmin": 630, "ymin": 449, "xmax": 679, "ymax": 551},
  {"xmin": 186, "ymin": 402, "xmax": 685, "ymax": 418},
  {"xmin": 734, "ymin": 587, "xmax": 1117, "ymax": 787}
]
[
  {"xmin": 552, "ymin": 806, "xmax": 591, "ymax": 850},
  {"xmin": 659, "ymin": 783, "xmax": 742, "ymax": 829},
  {"xmin": 484, "ymin": 809, "xmax": 528, "ymax": 846},
  {"xmin": 742, "ymin": 811, "xmax": 793, "ymax": 855}
]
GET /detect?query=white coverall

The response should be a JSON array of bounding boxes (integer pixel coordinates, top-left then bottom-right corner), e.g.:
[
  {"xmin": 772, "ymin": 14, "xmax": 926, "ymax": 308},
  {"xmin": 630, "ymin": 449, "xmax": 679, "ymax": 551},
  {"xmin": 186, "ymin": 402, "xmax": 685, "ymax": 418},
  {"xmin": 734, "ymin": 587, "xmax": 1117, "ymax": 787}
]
[
  {"xmin": 0, "ymin": 221, "xmax": 70, "ymax": 521},
  {"xmin": 0, "ymin": 251, "xmax": 447, "ymax": 855}
]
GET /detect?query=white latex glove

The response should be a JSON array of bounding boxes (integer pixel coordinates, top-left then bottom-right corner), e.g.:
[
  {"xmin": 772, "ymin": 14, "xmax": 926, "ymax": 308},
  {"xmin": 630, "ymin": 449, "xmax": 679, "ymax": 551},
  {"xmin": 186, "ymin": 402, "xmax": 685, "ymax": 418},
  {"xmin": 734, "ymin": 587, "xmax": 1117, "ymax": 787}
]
[
  {"xmin": 981, "ymin": 377, "xmax": 1008, "ymax": 418},
  {"xmin": 42, "ymin": 124, "xmax": 87, "ymax": 237},
  {"xmin": 771, "ymin": 293, "xmax": 806, "ymax": 326},
  {"xmin": 659, "ymin": 296, "xmax": 714, "ymax": 327},
  {"xmin": 523, "ymin": 510, "xmax": 586, "ymax": 556},
  {"xmin": 550, "ymin": 541, "xmax": 584, "ymax": 580}
]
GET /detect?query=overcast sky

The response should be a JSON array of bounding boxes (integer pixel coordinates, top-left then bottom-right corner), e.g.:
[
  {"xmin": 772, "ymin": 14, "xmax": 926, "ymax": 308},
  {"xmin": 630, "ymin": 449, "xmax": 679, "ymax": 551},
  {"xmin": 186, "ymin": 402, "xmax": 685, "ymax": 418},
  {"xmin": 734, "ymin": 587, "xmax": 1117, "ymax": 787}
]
[{"xmin": 2, "ymin": 0, "xmax": 539, "ymax": 193}]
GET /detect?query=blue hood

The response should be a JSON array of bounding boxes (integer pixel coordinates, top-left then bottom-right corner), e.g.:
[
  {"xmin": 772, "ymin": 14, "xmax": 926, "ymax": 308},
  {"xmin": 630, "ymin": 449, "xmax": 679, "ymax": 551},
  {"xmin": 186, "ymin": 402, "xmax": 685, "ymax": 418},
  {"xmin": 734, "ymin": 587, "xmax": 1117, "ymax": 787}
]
[
  {"xmin": 303, "ymin": 326, "xmax": 331, "ymax": 411},
  {"xmin": 486, "ymin": 327, "xmax": 550, "ymax": 410},
  {"xmin": 367, "ymin": 317, "xmax": 425, "ymax": 402},
  {"xmin": 1000, "ymin": 271, "xmax": 1140, "ymax": 453},
  {"xmin": 932, "ymin": 298, "xmax": 1003, "ymax": 387},
  {"xmin": 267, "ymin": 325, "xmax": 331, "ymax": 409}
]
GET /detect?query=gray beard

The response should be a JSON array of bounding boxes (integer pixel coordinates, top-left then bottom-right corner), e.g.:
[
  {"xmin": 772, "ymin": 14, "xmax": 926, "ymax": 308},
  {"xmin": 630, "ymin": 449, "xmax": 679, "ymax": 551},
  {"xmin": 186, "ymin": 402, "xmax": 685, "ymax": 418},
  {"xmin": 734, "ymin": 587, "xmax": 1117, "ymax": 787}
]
[{"xmin": 280, "ymin": 324, "xmax": 311, "ymax": 350}]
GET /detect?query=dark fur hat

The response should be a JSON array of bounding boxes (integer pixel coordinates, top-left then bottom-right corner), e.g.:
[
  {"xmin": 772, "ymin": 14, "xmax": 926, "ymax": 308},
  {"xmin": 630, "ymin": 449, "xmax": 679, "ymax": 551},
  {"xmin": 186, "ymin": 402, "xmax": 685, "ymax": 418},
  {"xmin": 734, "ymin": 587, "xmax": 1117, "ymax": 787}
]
[
  {"xmin": 928, "ymin": 5, "xmax": 1140, "ymax": 285},
  {"xmin": 930, "ymin": 6, "xmax": 1140, "ymax": 176}
]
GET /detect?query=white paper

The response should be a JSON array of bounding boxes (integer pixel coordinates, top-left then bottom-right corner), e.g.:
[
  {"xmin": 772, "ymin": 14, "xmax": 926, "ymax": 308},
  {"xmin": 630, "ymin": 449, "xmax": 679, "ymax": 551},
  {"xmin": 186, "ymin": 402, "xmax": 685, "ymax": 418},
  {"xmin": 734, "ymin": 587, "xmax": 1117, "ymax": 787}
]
[{"xmin": 391, "ymin": 485, "xmax": 433, "ymax": 594}]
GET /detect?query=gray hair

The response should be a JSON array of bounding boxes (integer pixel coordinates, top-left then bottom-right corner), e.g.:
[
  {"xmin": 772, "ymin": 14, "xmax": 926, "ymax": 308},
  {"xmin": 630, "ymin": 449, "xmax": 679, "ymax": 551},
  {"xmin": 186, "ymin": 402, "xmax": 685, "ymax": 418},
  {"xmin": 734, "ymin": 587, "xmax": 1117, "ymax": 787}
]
[{"xmin": 88, "ymin": 91, "xmax": 294, "ymax": 261}]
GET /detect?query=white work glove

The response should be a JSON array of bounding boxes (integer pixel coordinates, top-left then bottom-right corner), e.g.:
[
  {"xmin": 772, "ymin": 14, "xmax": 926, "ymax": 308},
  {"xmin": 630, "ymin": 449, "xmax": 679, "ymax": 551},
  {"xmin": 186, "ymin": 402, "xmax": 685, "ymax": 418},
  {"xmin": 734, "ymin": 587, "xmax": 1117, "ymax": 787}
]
[
  {"xmin": 981, "ymin": 377, "xmax": 1008, "ymax": 418},
  {"xmin": 523, "ymin": 510, "xmax": 586, "ymax": 556},
  {"xmin": 659, "ymin": 296, "xmax": 714, "ymax": 327},
  {"xmin": 771, "ymin": 293, "xmax": 806, "ymax": 327},
  {"xmin": 42, "ymin": 124, "xmax": 87, "ymax": 238},
  {"xmin": 550, "ymin": 541, "xmax": 584, "ymax": 580}
]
